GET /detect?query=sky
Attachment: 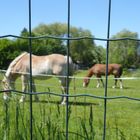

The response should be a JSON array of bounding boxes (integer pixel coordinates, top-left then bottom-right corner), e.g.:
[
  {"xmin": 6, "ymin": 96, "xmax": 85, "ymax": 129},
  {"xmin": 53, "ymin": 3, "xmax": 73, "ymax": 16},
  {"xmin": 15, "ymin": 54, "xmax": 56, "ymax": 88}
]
[{"xmin": 0, "ymin": 0, "xmax": 140, "ymax": 47}]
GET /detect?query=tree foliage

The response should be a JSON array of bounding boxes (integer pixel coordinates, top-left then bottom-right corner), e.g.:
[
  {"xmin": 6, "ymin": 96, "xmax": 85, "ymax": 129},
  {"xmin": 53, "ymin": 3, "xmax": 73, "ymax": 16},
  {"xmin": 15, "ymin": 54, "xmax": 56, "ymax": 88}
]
[
  {"xmin": 0, "ymin": 23, "xmax": 100, "ymax": 69},
  {"xmin": 109, "ymin": 29, "xmax": 140, "ymax": 68},
  {"xmin": 0, "ymin": 23, "xmax": 139, "ymax": 69},
  {"xmin": 33, "ymin": 23, "xmax": 98, "ymax": 67},
  {"xmin": 0, "ymin": 39, "xmax": 20, "ymax": 69}
]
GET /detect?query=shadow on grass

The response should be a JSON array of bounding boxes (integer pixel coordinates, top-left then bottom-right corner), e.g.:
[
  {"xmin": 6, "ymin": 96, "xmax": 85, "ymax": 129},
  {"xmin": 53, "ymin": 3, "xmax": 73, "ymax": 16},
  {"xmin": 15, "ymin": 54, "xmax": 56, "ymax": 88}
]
[{"xmin": 32, "ymin": 100, "xmax": 99, "ymax": 106}]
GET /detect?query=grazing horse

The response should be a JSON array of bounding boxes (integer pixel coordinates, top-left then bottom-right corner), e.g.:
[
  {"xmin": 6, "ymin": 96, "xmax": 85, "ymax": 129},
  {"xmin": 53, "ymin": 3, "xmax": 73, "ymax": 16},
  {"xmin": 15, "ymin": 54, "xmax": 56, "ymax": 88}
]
[
  {"xmin": 2, "ymin": 52, "xmax": 74, "ymax": 104},
  {"xmin": 83, "ymin": 64, "xmax": 123, "ymax": 88}
]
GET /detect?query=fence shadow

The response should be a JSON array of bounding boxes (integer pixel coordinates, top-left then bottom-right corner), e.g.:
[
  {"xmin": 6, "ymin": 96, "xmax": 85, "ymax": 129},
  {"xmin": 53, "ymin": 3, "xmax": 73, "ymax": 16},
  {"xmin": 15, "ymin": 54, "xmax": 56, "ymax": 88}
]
[{"xmin": 33, "ymin": 100, "xmax": 99, "ymax": 106}]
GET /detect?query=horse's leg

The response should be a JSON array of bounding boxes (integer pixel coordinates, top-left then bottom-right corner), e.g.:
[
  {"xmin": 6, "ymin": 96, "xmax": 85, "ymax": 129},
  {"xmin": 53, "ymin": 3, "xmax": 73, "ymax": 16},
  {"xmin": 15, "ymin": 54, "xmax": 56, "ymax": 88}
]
[
  {"xmin": 10, "ymin": 79, "xmax": 16, "ymax": 98},
  {"xmin": 32, "ymin": 79, "xmax": 39, "ymax": 101},
  {"xmin": 96, "ymin": 79, "xmax": 100, "ymax": 88},
  {"xmin": 112, "ymin": 76, "xmax": 117, "ymax": 88},
  {"xmin": 3, "ymin": 93, "xmax": 9, "ymax": 100},
  {"xmin": 19, "ymin": 75, "xmax": 28, "ymax": 102},
  {"xmin": 61, "ymin": 78, "xmax": 67, "ymax": 105},
  {"xmin": 96, "ymin": 76, "xmax": 101, "ymax": 88},
  {"xmin": 119, "ymin": 78, "xmax": 123, "ymax": 89},
  {"xmin": 59, "ymin": 77, "xmax": 69, "ymax": 105},
  {"xmin": 100, "ymin": 78, "xmax": 105, "ymax": 87}
]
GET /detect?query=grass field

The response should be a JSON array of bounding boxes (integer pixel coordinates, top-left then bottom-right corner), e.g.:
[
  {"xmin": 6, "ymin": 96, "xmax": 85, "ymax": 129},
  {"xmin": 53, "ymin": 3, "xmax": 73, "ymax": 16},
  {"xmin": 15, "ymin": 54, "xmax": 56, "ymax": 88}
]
[{"xmin": 0, "ymin": 70, "xmax": 140, "ymax": 140}]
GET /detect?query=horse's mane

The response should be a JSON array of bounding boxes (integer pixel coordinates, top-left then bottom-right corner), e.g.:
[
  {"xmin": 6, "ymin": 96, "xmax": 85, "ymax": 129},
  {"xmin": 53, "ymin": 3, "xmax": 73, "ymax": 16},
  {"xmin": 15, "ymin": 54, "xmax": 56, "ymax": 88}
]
[{"xmin": 5, "ymin": 52, "xmax": 28, "ymax": 77}]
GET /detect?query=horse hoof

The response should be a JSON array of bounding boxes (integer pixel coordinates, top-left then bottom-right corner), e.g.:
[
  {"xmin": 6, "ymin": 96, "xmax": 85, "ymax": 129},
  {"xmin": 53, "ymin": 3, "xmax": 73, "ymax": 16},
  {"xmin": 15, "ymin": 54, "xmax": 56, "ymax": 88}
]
[
  {"xmin": 112, "ymin": 86, "xmax": 116, "ymax": 89},
  {"xmin": 61, "ymin": 101, "xmax": 66, "ymax": 105},
  {"xmin": 3, "ymin": 95, "xmax": 10, "ymax": 101},
  {"xmin": 19, "ymin": 99, "xmax": 24, "ymax": 103}
]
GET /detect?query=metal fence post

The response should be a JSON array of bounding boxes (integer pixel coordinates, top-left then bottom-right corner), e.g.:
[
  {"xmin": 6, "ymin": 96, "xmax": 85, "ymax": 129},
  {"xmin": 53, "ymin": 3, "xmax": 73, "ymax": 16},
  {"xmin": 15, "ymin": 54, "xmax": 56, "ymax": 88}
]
[
  {"xmin": 28, "ymin": 0, "xmax": 33, "ymax": 140},
  {"xmin": 66, "ymin": 0, "xmax": 71, "ymax": 140},
  {"xmin": 103, "ymin": 0, "xmax": 112, "ymax": 140}
]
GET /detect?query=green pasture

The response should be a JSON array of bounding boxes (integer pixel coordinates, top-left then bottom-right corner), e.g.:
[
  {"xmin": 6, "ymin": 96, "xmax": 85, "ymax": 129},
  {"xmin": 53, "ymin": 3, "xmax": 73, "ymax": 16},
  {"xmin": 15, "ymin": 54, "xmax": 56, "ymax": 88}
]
[{"xmin": 0, "ymin": 70, "xmax": 140, "ymax": 140}]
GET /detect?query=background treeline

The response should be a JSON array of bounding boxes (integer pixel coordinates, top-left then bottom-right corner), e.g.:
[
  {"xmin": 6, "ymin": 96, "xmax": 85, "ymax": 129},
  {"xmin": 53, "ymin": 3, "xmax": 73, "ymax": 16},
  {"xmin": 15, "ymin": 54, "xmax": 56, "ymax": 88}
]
[{"xmin": 0, "ymin": 22, "xmax": 140, "ymax": 69}]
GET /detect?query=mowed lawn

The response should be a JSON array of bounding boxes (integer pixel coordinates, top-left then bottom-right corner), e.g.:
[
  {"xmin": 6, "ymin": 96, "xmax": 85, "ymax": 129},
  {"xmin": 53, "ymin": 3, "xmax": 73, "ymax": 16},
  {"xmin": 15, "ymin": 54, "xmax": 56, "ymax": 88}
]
[{"xmin": 0, "ymin": 70, "xmax": 140, "ymax": 140}]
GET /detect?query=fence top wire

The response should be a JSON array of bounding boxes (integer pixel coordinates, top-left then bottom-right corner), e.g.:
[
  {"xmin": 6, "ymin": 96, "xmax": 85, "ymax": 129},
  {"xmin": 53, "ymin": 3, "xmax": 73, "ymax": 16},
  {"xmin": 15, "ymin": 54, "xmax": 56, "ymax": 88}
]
[
  {"xmin": 0, "ymin": 89, "xmax": 140, "ymax": 102},
  {"xmin": 0, "ymin": 34, "xmax": 140, "ymax": 42},
  {"xmin": 1, "ymin": 69, "xmax": 140, "ymax": 102},
  {"xmin": 0, "ymin": 69, "xmax": 140, "ymax": 102},
  {"xmin": 0, "ymin": 69, "xmax": 140, "ymax": 80}
]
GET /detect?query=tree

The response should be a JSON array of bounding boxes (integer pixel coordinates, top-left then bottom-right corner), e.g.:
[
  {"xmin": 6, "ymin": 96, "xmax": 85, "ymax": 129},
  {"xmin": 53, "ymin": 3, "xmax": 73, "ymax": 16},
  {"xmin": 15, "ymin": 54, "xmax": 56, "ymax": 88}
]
[
  {"xmin": 0, "ymin": 23, "xmax": 107, "ymax": 69},
  {"xmin": 67, "ymin": 27, "xmax": 97, "ymax": 67},
  {"xmin": 0, "ymin": 39, "xmax": 20, "ymax": 69},
  {"xmin": 109, "ymin": 29, "xmax": 139, "ymax": 68},
  {"xmin": 16, "ymin": 28, "xmax": 29, "ymax": 52},
  {"xmin": 32, "ymin": 23, "xmax": 67, "ymax": 55},
  {"xmin": 93, "ymin": 45, "xmax": 106, "ymax": 64},
  {"xmin": 33, "ymin": 23, "xmax": 96, "ymax": 66}
]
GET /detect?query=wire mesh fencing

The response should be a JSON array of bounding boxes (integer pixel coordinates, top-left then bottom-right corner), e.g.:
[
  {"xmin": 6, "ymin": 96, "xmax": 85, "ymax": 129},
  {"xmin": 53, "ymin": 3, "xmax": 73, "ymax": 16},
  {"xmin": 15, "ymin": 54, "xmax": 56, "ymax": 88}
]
[{"xmin": 0, "ymin": 0, "xmax": 140, "ymax": 140}]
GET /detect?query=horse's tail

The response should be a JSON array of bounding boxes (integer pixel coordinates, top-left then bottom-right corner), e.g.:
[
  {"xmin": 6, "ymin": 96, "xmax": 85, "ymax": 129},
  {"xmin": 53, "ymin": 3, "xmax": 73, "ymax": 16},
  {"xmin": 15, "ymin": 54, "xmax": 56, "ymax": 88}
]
[
  {"xmin": 64, "ymin": 55, "xmax": 74, "ymax": 76},
  {"xmin": 5, "ymin": 52, "xmax": 28, "ymax": 77}
]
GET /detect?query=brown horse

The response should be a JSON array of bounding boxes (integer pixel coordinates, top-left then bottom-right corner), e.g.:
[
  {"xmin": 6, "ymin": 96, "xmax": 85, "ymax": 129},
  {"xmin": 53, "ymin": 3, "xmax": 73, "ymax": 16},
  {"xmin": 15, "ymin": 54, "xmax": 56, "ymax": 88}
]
[
  {"xmin": 83, "ymin": 64, "xmax": 123, "ymax": 88},
  {"xmin": 2, "ymin": 52, "xmax": 74, "ymax": 104}
]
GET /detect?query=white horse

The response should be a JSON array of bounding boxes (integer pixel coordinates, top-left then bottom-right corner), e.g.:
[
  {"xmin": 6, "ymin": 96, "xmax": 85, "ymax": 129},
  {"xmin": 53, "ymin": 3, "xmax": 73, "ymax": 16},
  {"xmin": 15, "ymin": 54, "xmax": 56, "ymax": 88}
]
[{"xmin": 2, "ymin": 52, "xmax": 74, "ymax": 104}]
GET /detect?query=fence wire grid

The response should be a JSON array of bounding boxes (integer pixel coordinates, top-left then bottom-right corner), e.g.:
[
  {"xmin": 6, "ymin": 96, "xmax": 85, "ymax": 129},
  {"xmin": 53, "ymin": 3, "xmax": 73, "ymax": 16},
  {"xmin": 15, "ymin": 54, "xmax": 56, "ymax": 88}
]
[{"xmin": 0, "ymin": 0, "xmax": 140, "ymax": 140}]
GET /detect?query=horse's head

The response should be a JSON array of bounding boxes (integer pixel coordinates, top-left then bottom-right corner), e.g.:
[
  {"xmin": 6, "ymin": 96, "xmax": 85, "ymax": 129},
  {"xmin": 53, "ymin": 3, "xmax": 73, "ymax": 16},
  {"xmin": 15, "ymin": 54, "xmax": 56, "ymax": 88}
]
[
  {"xmin": 2, "ymin": 75, "xmax": 12, "ymax": 100},
  {"xmin": 83, "ymin": 77, "xmax": 90, "ymax": 87}
]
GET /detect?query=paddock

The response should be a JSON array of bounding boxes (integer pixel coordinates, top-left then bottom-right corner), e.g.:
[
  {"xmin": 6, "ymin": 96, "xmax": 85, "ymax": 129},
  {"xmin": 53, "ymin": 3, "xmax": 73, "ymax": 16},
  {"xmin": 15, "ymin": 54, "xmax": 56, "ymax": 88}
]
[
  {"xmin": 0, "ymin": 70, "xmax": 140, "ymax": 139},
  {"xmin": 0, "ymin": 0, "xmax": 140, "ymax": 139}
]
